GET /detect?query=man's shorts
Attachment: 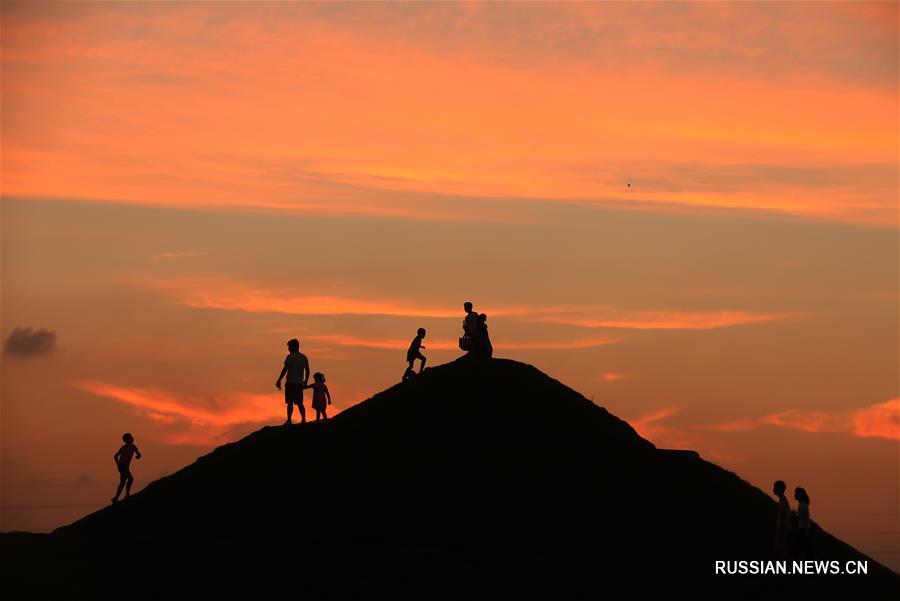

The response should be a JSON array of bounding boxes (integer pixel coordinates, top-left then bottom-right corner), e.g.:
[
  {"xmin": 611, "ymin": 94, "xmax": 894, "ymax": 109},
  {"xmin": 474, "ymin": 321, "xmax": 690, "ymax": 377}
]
[
  {"xmin": 284, "ymin": 382, "xmax": 304, "ymax": 404},
  {"xmin": 407, "ymin": 350, "xmax": 426, "ymax": 363}
]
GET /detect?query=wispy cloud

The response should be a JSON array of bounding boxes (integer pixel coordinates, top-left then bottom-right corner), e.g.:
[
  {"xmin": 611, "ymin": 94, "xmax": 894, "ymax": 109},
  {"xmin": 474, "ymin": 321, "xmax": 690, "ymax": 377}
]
[
  {"xmin": 151, "ymin": 279, "xmax": 463, "ymax": 318},
  {"xmin": 702, "ymin": 399, "xmax": 900, "ymax": 441},
  {"xmin": 625, "ymin": 407, "xmax": 730, "ymax": 459},
  {"xmin": 852, "ymin": 399, "xmax": 900, "ymax": 440},
  {"xmin": 600, "ymin": 372, "xmax": 631, "ymax": 382},
  {"xmin": 2, "ymin": 2, "xmax": 895, "ymax": 225},
  {"xmin": 528, "ymin": 309, "xmax": 804, "ymax": 330},
  {"xmin": 629, "ymin": 407, "xmax": 680, "ymax": 442},
  {"xmin": 304, "ymin": 333, "xmax": 621, "ymax": 351},
  {"xmin": 153, "ymin": 250, "xmax": 205, "ymax": 261},
  {"xmin": 73, "ymin": 380, "xmax": 283, "ymax": 446},
  {"xmin": 149, "ymin": 277, "xmax": 801, "ymax": 332},
  {"xmin": 623, "ymin": 398, "xmax": 899, "ymax": 466}
]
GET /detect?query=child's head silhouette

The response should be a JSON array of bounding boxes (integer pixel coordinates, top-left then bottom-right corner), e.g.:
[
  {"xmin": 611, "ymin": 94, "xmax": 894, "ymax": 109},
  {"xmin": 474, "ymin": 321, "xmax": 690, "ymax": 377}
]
[
  {"xmin": 773, "ymin": 480, "xmax": 786, "ymax": 496},
  {"xmin": 479, "ymin": 313, "xmax": 487, "ymax": 323},
  {"xmin": 794, "ymin": 487, "xmax": 810, "ymax": 504},
  {"xmin": 464, "ymin": 302, "xmax": 473, "ymax": 312},
  {"xmin": 313, "ymin": 372, "xmax": 325, "ymax": 383},
  {"xmin": 287, "ymin": 338, "xmax": 300, "ymax": 352},
  {"xmin": 417, "ymin": 327, "xmax": 426, "ymax": 337},
  {"xmin": 122, "ymin": 432, "xmax": 134, "ymax": 444}
]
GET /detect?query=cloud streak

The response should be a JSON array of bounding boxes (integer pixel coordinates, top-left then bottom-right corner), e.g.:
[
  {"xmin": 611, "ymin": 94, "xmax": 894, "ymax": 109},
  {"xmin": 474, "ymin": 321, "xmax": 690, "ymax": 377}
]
[
  {"xmin": 154, "ymin": 250, "xmax": 205, "ymax": 261},
  {"xmin": 527, "ymin": 309, "xmax": 804, "ymax": 330},
  {"xmin": 2, "ymin": 2, "xmax": 896, "ymax": 225},
  {"xmin": 624, "ymin": 398, "xmax": 899, "ymax": 465},
  {"xmin": 73, "ymin": 380, "xmax": 283, "ymax": 446},
  {"xmin": 150, "ymin": 277, "xmax": 801, "ymax": 332},
  {"xmin": 600, "ymin": 372, "xmax": 631, "ymax": 382},
  {"xmin": 304, "ymin": 334, "xmax": 621, "ymax": 351},
  {"xmin": 702, "ymin": 399, "xmax": 900, "ymax": 441},
  {"xmin": 629, "ymin": 407, "xmax": 683, "ymax": 446}
]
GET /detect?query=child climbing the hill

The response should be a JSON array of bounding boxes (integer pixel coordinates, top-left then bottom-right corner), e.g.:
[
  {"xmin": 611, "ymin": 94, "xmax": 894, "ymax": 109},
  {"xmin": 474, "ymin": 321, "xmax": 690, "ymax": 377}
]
[
  {"xmin": 406, "ymin": 328, "xmax": 427, "ymax": 378},
  {"xmin": 111, "ymin": 432, "xmax": 141, "ymax": 503},
  {"xmin": 305, "ymin": 372, "xmax": 332, "ymax": 421}
]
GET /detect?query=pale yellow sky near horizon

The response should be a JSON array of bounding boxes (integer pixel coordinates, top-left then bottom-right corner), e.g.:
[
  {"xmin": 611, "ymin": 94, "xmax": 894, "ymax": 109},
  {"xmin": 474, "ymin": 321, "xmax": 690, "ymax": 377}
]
[{"xmin": 1, "ymin": 0, "xmax": 898, "ymax": 571}]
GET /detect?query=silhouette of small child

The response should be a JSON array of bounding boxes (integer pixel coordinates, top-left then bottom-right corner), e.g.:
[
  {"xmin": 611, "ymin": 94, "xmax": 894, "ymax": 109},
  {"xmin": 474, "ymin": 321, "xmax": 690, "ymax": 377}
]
[
  {"xmin": 772, "ymin": 480, "xmax": 792, "ymax": 559},
  {"xmin": 406, "ymin": 328, "xmax": 427, "ymax": 377},
  {"xmin": 304, "ymin": 372, "xmax": 332, "ymax": 421},
  {"xmin": 111, "ymin": 433, "xmax": 141, "ymax": 503}
]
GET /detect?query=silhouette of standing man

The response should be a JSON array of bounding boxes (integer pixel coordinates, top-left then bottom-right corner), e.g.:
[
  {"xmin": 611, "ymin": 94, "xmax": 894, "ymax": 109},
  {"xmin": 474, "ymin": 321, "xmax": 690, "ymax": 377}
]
[
  {"xmin": 772, "ymin": 480, "xmax": 792, "ymax": 559},
  {"xmin": 276, "ymin": 338, "xmax": 310, "ymax": 425}
]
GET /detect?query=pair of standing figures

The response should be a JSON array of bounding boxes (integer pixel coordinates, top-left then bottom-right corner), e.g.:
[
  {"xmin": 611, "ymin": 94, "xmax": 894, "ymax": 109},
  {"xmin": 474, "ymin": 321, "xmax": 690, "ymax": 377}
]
[
  {"xmin": 276, "ymin": 338, "xmax": 332, "ymax": 425},
  {"xmin": 461, "ymin": 301, "xmax": 492, "ymax": 358},
  {"xmin": 773, "ymin": 480, "xmax": 813, "ymax": 560}
]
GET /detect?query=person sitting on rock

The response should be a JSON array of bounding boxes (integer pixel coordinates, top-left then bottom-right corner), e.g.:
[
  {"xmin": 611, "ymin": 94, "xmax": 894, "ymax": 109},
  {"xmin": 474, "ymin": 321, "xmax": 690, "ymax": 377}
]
[{"xmin": 475, "ymin": 313, "xmax": 493, "ymax": 358}]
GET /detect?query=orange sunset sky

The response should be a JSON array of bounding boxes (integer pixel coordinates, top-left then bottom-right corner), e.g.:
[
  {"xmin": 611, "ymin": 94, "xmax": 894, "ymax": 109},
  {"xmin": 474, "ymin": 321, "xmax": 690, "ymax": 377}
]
[{"xmin": 1, "ymin": 1, "xmax": 898, "ymax": 570}]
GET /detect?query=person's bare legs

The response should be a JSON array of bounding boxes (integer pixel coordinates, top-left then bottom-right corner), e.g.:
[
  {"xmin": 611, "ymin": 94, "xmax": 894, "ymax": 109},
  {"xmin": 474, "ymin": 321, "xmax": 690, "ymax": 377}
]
[
  {"xmin": 419, "ymin": 357, "xmax": 426, "ymax": 374},
  {"xmin": 297, "ymin": 403, "xmax": 306, "ymax": 424},
  {"xmin": 285, "ymin": 402, "xmax": 293, "ymax": 425},
  {"xmin": 124, "ymin": 472, "xmax": 134, "ymax": 498},
  {"xmin": 112, "ymin": 473, "xmax": 127, "ymax": 503}
]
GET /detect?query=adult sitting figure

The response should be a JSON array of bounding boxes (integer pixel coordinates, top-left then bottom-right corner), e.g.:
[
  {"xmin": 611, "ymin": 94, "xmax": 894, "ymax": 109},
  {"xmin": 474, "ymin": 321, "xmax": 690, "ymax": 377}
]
[{"xmin": 474, "ymin": 313, "xmax": 493, "ymax": 358}]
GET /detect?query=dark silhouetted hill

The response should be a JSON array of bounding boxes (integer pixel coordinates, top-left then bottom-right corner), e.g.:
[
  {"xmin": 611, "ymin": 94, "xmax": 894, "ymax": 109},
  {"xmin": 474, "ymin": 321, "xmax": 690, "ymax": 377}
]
[{"xmin": 2, "ymin": 359, "xmax": 897, "ymax": 598}]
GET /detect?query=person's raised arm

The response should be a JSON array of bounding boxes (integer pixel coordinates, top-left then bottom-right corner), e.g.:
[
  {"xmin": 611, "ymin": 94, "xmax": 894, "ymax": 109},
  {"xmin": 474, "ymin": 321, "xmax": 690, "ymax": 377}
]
[{"xmin": 276, "ymin": 365, "xmax": 288, "ymax": 389}]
